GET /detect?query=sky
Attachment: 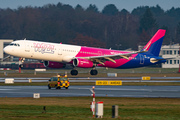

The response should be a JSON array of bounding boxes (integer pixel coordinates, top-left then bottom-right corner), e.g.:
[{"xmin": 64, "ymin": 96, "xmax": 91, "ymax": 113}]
[{"xmin": 0, "ymin": 0, "xmax": 180, "ymax": 12}]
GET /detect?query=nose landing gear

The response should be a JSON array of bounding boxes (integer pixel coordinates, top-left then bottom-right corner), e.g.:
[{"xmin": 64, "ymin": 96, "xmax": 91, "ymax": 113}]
[
  {"xmin": 19, "ymin": 58, "xmax": 25, "ymax": 73},
  {"xmin": 19, "ymin": 58, "xmax": 25, "ymax": 68}
]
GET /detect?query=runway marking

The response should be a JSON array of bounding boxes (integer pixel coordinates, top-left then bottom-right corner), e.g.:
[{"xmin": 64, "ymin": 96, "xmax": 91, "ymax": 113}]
[
  {"xmin": 70, "ymin": 86, "xmax": 180, "ymax": 92},
  {"xmin": 0, "ymin": 89, "xmax": 18, "ymax": 90}
]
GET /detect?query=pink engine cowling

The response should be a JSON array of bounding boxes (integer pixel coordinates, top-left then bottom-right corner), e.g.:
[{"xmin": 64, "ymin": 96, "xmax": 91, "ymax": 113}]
[
  {"xmin": 73, "ymin": 58, "xmax": 94, "ymax": 68},
  {"xmin": 43, "ymin": 61, "xmax": 66, "ymax": 68}
]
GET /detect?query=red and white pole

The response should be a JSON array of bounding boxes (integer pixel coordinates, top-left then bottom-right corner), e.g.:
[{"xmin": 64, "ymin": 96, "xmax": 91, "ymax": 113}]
[
  {"xmin": 19, "ymin": 58, "xmax": 21, "ymax": 73},
  {"xmin": 90, "ymin": 86, "xmax": 95, "ymax": 118},
  {"xmin": 92, "ymin": 86, "xmax": 95, "ymax": 118}
]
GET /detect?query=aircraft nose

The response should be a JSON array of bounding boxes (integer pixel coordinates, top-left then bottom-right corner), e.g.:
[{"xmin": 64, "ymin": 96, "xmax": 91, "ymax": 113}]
[{"xmin": 3, "ymin": 46, "xmax": 10, "ymax": 54}]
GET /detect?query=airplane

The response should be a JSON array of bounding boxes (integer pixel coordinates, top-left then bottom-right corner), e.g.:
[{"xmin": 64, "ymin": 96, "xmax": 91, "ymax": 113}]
[{"xmin": 3, "ymin": 29, "xmax": 167, "ymax": 76}]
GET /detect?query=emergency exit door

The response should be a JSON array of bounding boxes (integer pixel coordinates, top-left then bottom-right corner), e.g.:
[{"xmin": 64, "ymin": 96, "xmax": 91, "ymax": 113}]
[
  {"xmin": 25, "ymin": 41, "xmax": 30, "ymax": 52},
  {"xmin": 58, "ymin": 44, "xmax": 62, "ymax": 55}
]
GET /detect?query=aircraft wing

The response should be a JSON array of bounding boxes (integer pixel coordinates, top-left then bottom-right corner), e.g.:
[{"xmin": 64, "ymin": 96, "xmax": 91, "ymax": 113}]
[{"xmin": 76, "ymin": 51, "xmax": 146, "ymax": 65}]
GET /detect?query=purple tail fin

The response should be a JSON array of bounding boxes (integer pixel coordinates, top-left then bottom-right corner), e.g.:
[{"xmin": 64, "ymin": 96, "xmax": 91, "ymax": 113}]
[{"xmin": 141, "ymin": 29, "xmax": 166, "ymax": 56}]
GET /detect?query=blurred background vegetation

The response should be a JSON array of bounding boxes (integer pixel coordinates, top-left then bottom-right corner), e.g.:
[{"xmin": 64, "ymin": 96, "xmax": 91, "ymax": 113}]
[{"xmin": 0, "ymin": 3, "xmax": 180, "ymax": 50}]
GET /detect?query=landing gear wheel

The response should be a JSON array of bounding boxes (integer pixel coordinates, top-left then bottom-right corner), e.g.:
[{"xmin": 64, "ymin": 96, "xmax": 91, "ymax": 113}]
[
  {"xmin": 70, "ymin": 70, "xmax": 78, "ymax": 76},
  {"xmin": 19, "ymin": 64, "xmax": 23, "ymax": 68},
  {"xmin": 90, "ymin": 69, "xmax": 98, "ymax": 75}
]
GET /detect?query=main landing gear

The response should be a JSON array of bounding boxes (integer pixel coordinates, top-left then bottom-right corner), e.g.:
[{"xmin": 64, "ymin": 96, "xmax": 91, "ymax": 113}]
[
  {"xmin": 70, "ymin": 69, "xmax": 98, "ymax": 76},
  {"xmin": 90, "ymin": 69, "xmax": 98, "ymax": 75},
  {"xmin": 70, "ymin": 69, "xmax": 78, "ymax": 76}
]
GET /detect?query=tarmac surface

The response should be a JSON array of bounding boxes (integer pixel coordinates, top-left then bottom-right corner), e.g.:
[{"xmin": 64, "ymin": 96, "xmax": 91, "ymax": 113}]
[
  {"xmin": 0, "ymin": 77, "xmax": 180, "ymax": 82},
  {"xmin": 1, "ymin": 85, "xmax": 180, "ymax": 98}
]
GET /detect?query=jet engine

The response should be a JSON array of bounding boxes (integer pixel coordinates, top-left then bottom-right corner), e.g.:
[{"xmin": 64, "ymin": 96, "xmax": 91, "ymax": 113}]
[
  {"xmin": 43, "ymin": 61, "xmax": 66, "ymax": 68},
  {"xmin": 73, "ymin": 58, "xmax": 94, "ymax": 68}
]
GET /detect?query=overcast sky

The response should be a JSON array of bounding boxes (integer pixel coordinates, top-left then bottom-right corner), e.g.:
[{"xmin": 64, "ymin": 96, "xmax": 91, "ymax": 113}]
[{"xmin": 0, "ymin": 0, "xmax": 180, "ymax": 12}]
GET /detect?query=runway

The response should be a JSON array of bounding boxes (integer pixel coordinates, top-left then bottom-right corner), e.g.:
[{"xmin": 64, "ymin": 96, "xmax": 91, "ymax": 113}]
[{"xmin": 1, "ymin": 85, "xmax": 180, "ymax": 98}]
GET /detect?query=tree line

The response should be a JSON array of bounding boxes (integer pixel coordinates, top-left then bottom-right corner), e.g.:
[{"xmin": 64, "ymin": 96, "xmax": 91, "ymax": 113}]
[{"xmin": 0, "ymin": 3, "xmax": 180, "ymax": 50}]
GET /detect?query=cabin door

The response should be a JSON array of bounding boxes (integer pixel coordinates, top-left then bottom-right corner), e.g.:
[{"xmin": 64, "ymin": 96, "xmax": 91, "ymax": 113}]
[
  {"xmin": 140, "ymin": 54, "xmax": 144, "ymax": 64},
  {"xmin": 98, "ymin": 51, "xmax": 102, "ymax": 56},
  {"xmin": 58, "ymin": 44, "xmax": 62, "ymax": 55},
  {"xmin": 25, "ymin": 41, "xmax": 30, "ymax": 52}
]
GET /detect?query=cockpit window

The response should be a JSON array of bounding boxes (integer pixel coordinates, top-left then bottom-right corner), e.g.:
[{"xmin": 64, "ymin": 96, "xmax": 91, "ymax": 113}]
[
  {"xmin": 9, "ymin": 43, "xmax": 14, "ymax": 46},
  {"xmin": 9, "ymin": 43, "xmax": 20, "ymax": 47}
]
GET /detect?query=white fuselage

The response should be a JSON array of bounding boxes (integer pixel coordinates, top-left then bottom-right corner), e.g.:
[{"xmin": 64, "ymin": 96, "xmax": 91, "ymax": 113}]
[{"xmin": 3, "ymin": 40, "xmax": 81, "ymax": 63}]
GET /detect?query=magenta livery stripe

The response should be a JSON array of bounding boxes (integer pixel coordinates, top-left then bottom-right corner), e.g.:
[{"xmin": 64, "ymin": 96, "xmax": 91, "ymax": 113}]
[
  {"xmin": 98, "ymin": 54, "xmax": 138, "ymax": 68},
  {"xmin": 76, "ymin": 47, "xmax": 132, "ymax": 57},
  {"xmin": 75, "ymin": 46, "xmax": 137, "ymax": 68}
]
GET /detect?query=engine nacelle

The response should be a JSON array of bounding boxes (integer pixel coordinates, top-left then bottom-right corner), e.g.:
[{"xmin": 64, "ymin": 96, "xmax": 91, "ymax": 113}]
[
  {"xmin": 73, "ymin": 58, "xmax": 94, "ymax": 68},
  {"xmin": 43, "ymin": 61, "xmax": 66, "ymax": 68}
]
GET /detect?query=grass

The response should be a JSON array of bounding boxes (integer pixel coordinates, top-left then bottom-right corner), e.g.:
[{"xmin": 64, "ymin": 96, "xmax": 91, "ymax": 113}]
[
  {"xmin": 0, "ymin": 97, "xmax": 180, "ymax": 120},
  {"xmin": 1, "ymin": 68, "xmax": 180, "ymax": 119}
]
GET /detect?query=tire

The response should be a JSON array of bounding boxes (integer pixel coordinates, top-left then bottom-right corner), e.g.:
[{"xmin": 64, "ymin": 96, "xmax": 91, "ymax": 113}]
[
  {"xmin": 48, "ymin": 85, "xmax": 51, "ymax": 89},
  {"xmin": 19, "ymin": 64, "xmax": 23, "ymax": 68},
  {"xmin": 65, "ymin": 87, "xmax": 68, "ymax": 89},
  {"xmin": 70, "ymin": 70, "xmax": 78, "ymax": 75},
  {"xmin": 90, "ymin": 70, "xmax": 98, "ymax": 75}
]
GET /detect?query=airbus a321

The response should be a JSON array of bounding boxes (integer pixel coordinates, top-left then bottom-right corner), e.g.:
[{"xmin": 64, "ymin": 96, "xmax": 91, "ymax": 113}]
[{"xmin": 4, "ymin": 29, "xmax": 167, "ymax": 75}]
